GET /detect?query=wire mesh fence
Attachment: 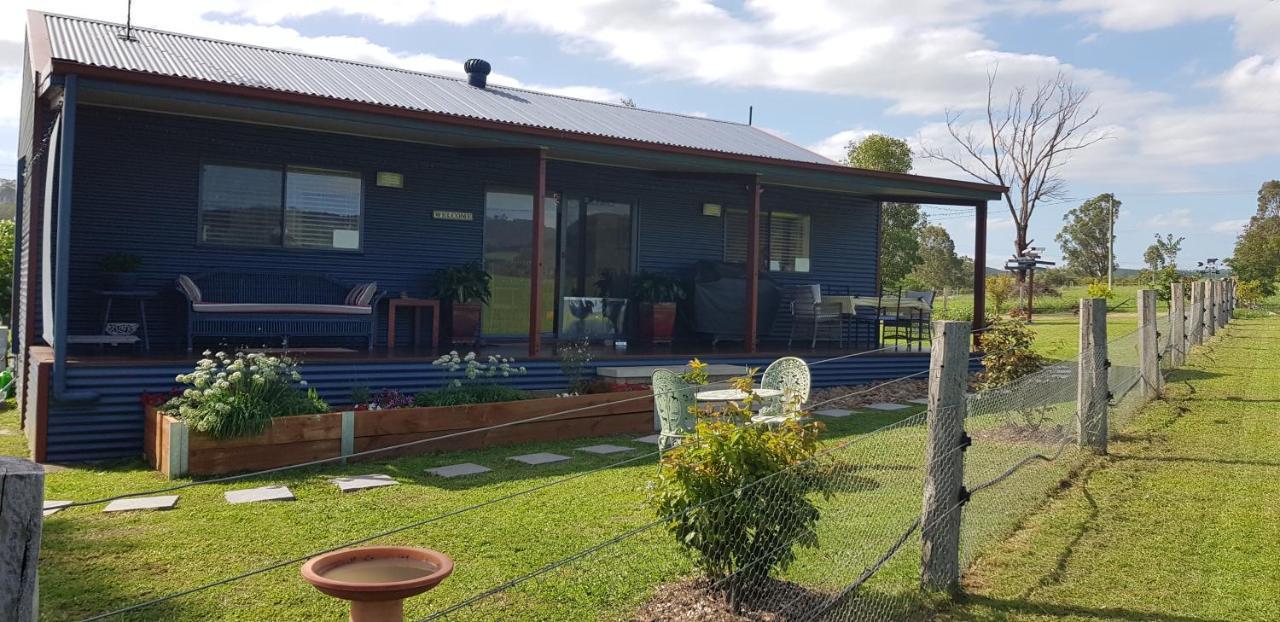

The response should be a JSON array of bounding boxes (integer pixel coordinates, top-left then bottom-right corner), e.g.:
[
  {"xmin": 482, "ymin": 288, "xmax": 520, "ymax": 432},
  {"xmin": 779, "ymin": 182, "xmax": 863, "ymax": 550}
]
[{"xmin": 54, "ymin": 288, "xmax": 1235, "ymax": 622}]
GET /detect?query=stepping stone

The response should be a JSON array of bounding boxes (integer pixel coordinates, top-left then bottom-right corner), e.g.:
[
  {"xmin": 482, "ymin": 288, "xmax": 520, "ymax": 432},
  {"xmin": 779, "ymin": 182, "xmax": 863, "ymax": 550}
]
[
  {"xmin": 907, "ymin": 398, "xmax": 930, "ymax": 405},
  {"xmin": 426, "ymin": 463, "xmax": 492, "ymax": 478},
  {"xmin": 507, "ymin": 452, "xmax": 571, "ymax": 466},
  {"xmin": 577, "ymin": 444, "xmax": 635, "ymax": 455},
  {"xmin": 332, "ymin": 474, "xmax": 398, "ymax": 492},
  {"xmin": 224, "ymin": 486, "xmax": 294, "ymax": 505},
  {"xmin": 634, "ymin": 434, "xmax": 661, "ymax": 444},
  {"xmin": 815, "ymin": 409, "xmax": 854, "ymax": 418},
  {"xmin": 43, "ymin": 500, "xmax": 72, "ymax": 517},
  {"xmin": 865, "ymin": 402, "xmax": 910, "ymax": 411},
  {"xmin": 103, "ymin": 495, "xmax": 179, "ymax": 513}
]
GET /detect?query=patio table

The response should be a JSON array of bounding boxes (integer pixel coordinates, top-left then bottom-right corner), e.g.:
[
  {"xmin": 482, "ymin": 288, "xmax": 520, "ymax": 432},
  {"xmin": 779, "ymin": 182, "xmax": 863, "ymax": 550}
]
[
  {"xmin": 826, "ymin": 295, "xmax": 932, "ymax": 315},
  {"xmin": 694, "ymin": 388, "xmax": 783, "ymax": 403}
]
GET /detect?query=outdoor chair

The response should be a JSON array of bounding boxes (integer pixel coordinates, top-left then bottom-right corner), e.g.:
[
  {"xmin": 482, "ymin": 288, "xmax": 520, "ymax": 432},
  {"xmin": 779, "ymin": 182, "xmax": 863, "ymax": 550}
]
[
  {"xmin": 903, "ymin": 290, "xmax": 936, "ymax": 350},
  {"xmin": 753, "ymin": 356, "xmax": 811, "ymax": 426},
  {"xmin": 652, "ymin": 369, "xmax": 697, "ymax": 451},
  {"xmin": 879, "ymin": 288, "xmax": 912, "ymax": 349},
  {"xmin": 787, "ymin": 285, "xmax": 843, "ymax": 349}
]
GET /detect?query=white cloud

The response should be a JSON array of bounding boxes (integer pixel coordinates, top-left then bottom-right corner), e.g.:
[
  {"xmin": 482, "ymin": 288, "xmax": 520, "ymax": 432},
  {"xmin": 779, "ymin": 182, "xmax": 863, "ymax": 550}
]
[
  {"xmin": 805, "ymin": 128, "xmax": 877, "ymax": 163},
  {"xmin": 1147, "ymin": 207, "xmax": 1193, "ymax": 229},
  {"xmin": 1210, "ymin": 218, "xmax": 1248, "ymax": 234}
]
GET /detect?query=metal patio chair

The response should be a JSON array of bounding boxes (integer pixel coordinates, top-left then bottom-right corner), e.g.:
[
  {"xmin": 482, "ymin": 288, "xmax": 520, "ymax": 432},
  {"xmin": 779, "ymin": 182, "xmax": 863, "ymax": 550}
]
[
  {"xmin": 753, "ymin": 356, "xmax": 811, "ymax": 426},
  {"xmin": 788, "ymin": 285, "xmax": 843, "ymax": 349},
  {"xmin": 652, "ymin": 369, "xmax": 697, "ymax": 451}
]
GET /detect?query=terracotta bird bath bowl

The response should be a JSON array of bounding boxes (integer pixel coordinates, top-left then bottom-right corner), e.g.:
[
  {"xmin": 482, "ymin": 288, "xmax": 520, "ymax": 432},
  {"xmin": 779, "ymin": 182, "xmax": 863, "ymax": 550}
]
[{"xmin": 301, "ymin": 546, "xmax": 454, "ymax": 622}]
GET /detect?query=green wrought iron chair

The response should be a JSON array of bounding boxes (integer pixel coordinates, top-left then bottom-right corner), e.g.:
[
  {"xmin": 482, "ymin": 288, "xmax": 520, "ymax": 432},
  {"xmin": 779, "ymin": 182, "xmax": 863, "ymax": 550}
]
[
  {"xmin": 753, "ymin": 356, "xmax": 811, "ymax": 426},
  {"xmin": 652, "ymin": 369, "xmax": 697, "ymax": 450}
]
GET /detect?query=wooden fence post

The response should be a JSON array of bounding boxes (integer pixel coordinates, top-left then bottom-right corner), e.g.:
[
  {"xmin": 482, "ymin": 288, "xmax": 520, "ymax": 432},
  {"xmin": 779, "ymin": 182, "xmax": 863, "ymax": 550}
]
[
  {"xmin": 1206, "ymin": 280, "xmax": 1218, "ymax": 338},
  {"xmin": 1077, "ymin": 298, "xmax": 1108, "ymax": 454},
  {"xmin": 1170, "ymin": 282, "xmax": 1186, "ymax": 367},
  {"xmin": 1189, "ymin": 281, "xmax": 1204, "ymax": 347},
  {"xmin": 1, "ymin": 457, "xmax": 44, "ymax": 621},
  {"xmin": 921, "ymin": 320, "xmax": 970, "ymax": 594},
  {"xmin": 1138, "ymin": 289, "xmax": 1162, "ymax": 400}
]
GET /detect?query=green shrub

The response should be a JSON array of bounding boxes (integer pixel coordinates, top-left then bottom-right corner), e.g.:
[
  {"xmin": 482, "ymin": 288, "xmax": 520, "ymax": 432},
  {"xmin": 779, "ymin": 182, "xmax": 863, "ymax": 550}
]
[
  {"xmin": 165, "ymin": 351, "xmax": 328, "ymax": 439},
  {"xmin": 986, "ymin": 275, "xmax": 1016, "ymax": 315},
  {"xmin": 650, "ymin": 377, "xmax": 828, "ymax": 608},
  {"xmin": 1237, "ymin": 280, "xmax": 1264, "ymax": 307},
  {"xmin": 1085, "ymin": 281, "xmax": 1113, "ymax": 299},
  {"xmin": 977, "ymin": 318, "xmax": 1045, "ymax": 390},
  {"xmin": 413, "ymin": 384, "xmax": 529, "ymax": 407}
]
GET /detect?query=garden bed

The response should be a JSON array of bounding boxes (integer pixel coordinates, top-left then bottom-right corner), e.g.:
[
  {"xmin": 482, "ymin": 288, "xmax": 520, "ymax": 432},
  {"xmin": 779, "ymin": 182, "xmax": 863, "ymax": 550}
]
[{"xmin": 144, "ymin": 390, "xmax": 654, "ymax": 479}]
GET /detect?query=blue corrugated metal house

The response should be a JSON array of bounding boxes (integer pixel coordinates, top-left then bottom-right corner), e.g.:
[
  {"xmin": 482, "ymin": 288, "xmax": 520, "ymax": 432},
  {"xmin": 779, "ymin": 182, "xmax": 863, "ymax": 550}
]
[{"xmin": 12, "ymin": 11, "xmax": 1002, "ymax": 461}]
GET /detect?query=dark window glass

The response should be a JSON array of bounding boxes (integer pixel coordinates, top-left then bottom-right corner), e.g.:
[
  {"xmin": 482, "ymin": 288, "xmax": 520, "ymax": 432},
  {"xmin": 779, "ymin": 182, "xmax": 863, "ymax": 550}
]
[
  {"xmin": 285, "ymin": 167, "xmax": 362, "ymax": 250},
  {"xmin": 199, "ymin": 164, "xmax": 283, "ymax": 247}
]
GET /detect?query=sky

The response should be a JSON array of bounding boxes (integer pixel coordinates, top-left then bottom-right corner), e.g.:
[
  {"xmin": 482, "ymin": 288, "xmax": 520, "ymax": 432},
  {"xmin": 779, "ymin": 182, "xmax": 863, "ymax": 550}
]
[{"xmin": 2, "ymin": 1, "xmax": 1278, "ymax": 270}]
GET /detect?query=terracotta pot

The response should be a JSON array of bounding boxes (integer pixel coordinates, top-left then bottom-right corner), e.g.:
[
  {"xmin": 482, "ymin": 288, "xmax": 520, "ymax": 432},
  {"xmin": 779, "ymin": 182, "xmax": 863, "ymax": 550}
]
[
  {"xmin": 637, "ymin": 302, "xmax": 677, "ymax": 345},
  {"xmin": 301, "ymin": 546, "xmax": 453, "ymax": 622},
  {"xmin": 445, "ymin": 302, "xmax": 483, "ymax": 346}
]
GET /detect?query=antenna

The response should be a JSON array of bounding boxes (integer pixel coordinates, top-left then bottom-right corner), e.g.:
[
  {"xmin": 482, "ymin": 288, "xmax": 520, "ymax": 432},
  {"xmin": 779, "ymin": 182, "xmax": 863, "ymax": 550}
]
[
  {"xmin": 748, "ymin": 106, "xmax": 753, "ymax": 126},
  {"xmin": 116, "ymin": 0, "xmax": 137, "ymax": 42}
]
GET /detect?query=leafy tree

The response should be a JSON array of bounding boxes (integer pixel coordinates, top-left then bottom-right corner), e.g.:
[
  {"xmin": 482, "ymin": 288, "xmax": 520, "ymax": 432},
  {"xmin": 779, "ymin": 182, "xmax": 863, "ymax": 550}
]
[
  {"xmin": 986, "ymin": 275, "xmax": 1016, "ymax": 315},
  {"xmin": 910, "ymin": 225, "xmax": 965, "ymax": 291},
  {"xmin": 1141, "ymin": 233, "xmax": 1185, "ymax": 301},
  {"xmin": 0, "ymin": 219, "xmax": 11, "ymax": 323},
  {"xmin": 1056, "ymin": 193, "xmax": 1119, "ymax": 279},
  {"xmin": 1229, "ymin": 180, "xmax": 1280, "ymax": 294},
  {"xmin": 846, "ymin": 135, "xmax": 922, "ymax": 290}
]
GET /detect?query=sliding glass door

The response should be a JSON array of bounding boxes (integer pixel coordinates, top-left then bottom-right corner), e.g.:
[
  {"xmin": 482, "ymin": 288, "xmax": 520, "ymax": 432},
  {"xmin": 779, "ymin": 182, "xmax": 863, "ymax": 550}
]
[
  {"xmin": 482, "ymin": 190, "xmax": 558, "ymax": 336},
  {"xmin": 558, "ymin": 196, "xmax": 634, "ymax": 338}
]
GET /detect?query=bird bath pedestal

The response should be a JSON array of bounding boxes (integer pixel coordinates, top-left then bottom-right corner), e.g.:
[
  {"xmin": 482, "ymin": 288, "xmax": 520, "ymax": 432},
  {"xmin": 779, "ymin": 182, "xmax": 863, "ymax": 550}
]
[{"xmin": 301, "ymin": 546, "xmax": 454, "ymax": 622}]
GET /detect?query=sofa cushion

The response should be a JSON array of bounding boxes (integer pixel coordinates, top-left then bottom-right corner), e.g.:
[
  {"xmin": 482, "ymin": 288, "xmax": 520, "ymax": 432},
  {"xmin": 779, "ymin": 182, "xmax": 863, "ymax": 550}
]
[
  {"xmin": 191, "ymin": 302, "xmax": 372, "ymax": 315},
  {"xmin": 176, "ymin": 274, "xmax": 202, "ymax": 303},
  {"xmin": 344, "ymin": 282, "xmax": 378, "ymax": 307}
]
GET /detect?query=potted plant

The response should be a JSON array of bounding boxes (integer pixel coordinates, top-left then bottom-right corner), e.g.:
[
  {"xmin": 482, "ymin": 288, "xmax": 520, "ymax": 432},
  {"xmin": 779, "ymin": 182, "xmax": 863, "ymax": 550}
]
[
  {"xmin": 631, "ymin": 270, "xmax": 686, "ymax": 345},
  {"xmin": 430, "ymin": 262, "xmax": 491, "ymax": 346},
  {"xmin": 100, "ymin": 252, "xmax": 142, "ymax": 290}
]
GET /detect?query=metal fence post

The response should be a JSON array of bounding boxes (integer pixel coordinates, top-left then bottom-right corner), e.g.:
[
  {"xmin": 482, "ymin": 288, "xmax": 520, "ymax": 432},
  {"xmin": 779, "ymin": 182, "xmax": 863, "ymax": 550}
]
[
  {"xmin": 1, "ymin": 458, "xmax": 44, "ymax": 621},
  {"xmin": 1138, "ymin": 289, "xmax": 1162, "ymax": 400},
  {"xmin": 1077, "ymin": 298, "xmax": 1108, "ymax": 454},
  {"xmin": 1206, "ymin": 280, "xmax": 1218, "ymax": 338},
  {"xmin": 920, "ymin": 320, "xmax": 970, "ymax": 594},
  {"xmin": 1170, "ymin": 282, "xmax": 1186, "ymax": 367},
  {"xmin": 1189, "ymin": 281, "xmax": 1204, "ymax": 347}
]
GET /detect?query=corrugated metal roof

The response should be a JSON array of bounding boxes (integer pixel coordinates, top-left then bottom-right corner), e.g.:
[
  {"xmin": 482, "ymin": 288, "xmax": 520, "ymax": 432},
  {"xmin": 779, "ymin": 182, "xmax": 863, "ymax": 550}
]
[{"xmin": 42, "ymin": 12, "xmax": 835, "ymax": 165}]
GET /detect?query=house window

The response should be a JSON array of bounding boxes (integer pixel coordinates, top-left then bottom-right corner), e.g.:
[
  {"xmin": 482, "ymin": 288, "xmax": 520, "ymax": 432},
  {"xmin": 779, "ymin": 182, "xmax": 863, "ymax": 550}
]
[
  {"xmin": 199, "ymin": 163, "xmax": 362, "ymax": 250},
  {"xmin": 724, "ymin": 209, "xmax": 811, "ymax": 273}
]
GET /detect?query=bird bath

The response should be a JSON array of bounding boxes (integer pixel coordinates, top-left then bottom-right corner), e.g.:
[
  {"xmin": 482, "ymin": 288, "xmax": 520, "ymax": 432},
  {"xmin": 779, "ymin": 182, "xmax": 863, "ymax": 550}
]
[{"xmin": 301, "ymin": 546, "xmax": 453, "ymax": 622}]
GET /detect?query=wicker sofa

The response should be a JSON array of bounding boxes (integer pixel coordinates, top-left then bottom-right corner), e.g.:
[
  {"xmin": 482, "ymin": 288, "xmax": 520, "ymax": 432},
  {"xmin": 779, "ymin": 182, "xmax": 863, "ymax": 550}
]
[{"xmin": 176, "ymin": 272, "xmax": 382, "ymax": 352}]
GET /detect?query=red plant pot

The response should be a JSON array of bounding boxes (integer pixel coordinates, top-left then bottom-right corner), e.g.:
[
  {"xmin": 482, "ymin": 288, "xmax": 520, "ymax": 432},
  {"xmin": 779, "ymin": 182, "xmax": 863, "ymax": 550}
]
[{"xmin": 637, "ymin": 302, "xmax": 677, "ymax": 345}]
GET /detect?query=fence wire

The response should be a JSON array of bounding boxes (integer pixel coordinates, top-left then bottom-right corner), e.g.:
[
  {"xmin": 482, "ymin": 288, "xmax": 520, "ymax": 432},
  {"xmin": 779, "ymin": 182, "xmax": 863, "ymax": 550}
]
[{"xmin": 61, "ymin": 300, "xmax": 1231, "ymax": 622}]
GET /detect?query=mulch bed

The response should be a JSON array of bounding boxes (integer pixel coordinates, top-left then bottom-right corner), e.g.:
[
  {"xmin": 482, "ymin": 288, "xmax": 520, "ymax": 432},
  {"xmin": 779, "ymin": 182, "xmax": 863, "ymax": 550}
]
[
  {"xmin": 633, "ymin": 578, "xmax": 831, "ymax": 621},
  {"xmin": 806, "ymin": 379, "xmax": 929, "ymax": 410}
]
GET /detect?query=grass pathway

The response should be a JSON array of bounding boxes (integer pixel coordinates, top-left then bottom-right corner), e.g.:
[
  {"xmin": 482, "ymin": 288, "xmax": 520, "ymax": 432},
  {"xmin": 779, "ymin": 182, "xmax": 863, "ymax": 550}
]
[{"xmin": 939, "ymin": 315, "xmax": 1280, "ymax": 622}]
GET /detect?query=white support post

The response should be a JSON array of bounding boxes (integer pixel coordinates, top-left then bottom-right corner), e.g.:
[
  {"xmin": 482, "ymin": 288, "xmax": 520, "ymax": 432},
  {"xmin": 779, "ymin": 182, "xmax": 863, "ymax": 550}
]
[
  {"xmin": 1189, "ymin": 281, "xmax": 1204, "ymax": 347},
  {"xmin": 920, "ymin": 320, "xmax": 970, "ymax": 594},
  {"xmin": 1170, "ymin": 282, "xmax": 1186, "ymax": 368},
  {"xmin": 1138, "ymin": 289, "xmax": 1162, "ymax": 400},
  {"xmin": 0, "ymin": 458, "xmax": 44, "ymax": 621},
  {"xmin": 1077, "ymin": 299, "xmax": 1108, "ymax": 454}
]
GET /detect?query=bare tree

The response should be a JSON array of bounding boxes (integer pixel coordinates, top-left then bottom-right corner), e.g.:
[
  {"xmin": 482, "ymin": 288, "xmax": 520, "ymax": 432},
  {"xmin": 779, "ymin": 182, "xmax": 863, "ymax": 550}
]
[{"xmin": 922, "ymin": 70, "xmax": 1107, "ymax": 284}]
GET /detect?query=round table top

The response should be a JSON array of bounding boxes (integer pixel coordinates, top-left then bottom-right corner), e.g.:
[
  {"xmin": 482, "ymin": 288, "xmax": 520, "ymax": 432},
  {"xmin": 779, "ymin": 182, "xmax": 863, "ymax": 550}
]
[{"xmin": 695, "ymin": 388, "xmax": 784, "ymax": 402}]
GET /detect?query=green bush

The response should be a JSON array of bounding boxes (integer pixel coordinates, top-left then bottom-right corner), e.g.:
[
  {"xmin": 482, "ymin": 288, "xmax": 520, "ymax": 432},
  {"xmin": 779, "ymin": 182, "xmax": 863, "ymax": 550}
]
[
  {"xmin": 650, "ymin": 378, "xmax": 828, "ymax": 608},
  {"xmin": 1085, "ymin": 281, "xmax": 1113, "ymax": 299},
  {"xmin": 0, "ymin": 219, "xmax": 11, "ymax": 324},
  {"xmin": 977, "ymin": 318, "xmax": 1046, "ymax": 390},
  {"xmin": 412, "ymin": 384, "xmax": 529, "ymax": 407},
  {"xmin": 165, "ymin": 351, "xmax": 328, "ymax": 439}
]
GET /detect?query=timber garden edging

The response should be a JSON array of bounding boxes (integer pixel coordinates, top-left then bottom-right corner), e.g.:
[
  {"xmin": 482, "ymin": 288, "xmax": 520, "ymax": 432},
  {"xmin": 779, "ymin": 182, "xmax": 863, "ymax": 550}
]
[{"xmin": 143, "ymin": 391, "xmax": 654, "ymax": 479}]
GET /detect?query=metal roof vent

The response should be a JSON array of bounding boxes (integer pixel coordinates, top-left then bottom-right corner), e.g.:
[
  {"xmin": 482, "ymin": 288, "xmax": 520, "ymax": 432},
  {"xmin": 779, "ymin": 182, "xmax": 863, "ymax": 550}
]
[{"xmin": 464, "ymin": 59, "xmax": 491, "ymax": 88}]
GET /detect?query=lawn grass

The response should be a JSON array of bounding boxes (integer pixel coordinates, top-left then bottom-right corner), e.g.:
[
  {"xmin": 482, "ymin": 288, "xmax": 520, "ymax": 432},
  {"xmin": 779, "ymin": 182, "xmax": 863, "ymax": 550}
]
[{"xmin": 937, "ymin": 315, "xmax": 1280, "ymax": 622}]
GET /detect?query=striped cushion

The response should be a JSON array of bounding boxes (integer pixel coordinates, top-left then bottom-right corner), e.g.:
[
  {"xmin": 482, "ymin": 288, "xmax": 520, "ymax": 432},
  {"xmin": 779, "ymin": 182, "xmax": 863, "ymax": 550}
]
[
  {"xmin": 352, "ymin": 282, "xmax": 378, "ymax": 307},
  {"xmin": 344, "ymin": 284, "xmax": 364, "ymax": 306},
  {"xmin": 176, "ymin": 274, "xmax": 202, "ymax": 303}
]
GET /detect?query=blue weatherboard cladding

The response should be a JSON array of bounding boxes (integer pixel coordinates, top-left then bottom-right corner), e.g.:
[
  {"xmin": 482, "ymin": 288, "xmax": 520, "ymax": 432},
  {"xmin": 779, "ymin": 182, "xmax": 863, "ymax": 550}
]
[
  {"xmin": 67, "ymin": 106, "xmax": 880, "ymax": 346},
  {"xmin": 46, "ymin": 104, "xmax": 895, "ymax": 461},
  {"xmin": 48, "ymin": 354, "xmax": 982, "ymax": 462}
]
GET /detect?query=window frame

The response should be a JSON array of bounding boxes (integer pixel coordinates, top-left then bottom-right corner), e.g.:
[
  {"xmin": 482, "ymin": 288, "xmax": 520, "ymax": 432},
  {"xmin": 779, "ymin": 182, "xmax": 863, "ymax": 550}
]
[
  {"xmin": 196, "ymin": 160, "xmax": 365, "ymax": 253},
  {"xmin": 722, "ymin": 208, "xmax": 812, "ymax": 273}
]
